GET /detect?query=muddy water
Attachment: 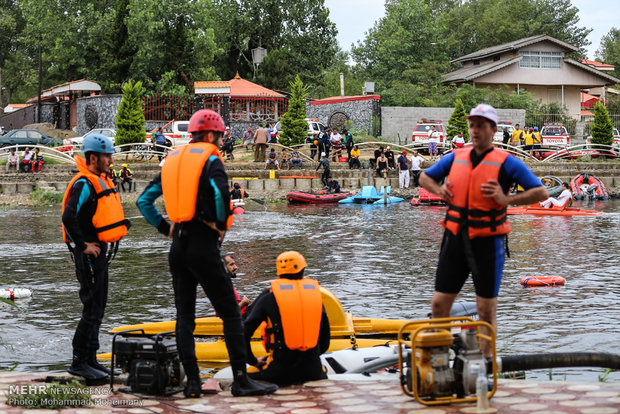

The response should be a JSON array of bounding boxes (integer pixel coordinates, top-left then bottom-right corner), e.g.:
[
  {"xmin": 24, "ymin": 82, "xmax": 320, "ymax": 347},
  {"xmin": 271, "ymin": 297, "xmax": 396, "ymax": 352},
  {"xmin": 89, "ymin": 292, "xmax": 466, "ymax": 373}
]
[{"xmin": 0, "ymin": 199, "xmax": 619, "ymax": 382}]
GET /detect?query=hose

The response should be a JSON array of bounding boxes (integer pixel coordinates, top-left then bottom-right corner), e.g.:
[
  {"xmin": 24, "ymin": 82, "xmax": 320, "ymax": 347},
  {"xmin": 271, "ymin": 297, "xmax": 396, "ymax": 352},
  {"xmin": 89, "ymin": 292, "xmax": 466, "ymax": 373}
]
[
  {"xmin": 346, "ymin": 355, "xmax": 400, "ymax": 374},
  {"xmin": 498, "ymin": 353, "xmax": 620, "ymax": 373}
]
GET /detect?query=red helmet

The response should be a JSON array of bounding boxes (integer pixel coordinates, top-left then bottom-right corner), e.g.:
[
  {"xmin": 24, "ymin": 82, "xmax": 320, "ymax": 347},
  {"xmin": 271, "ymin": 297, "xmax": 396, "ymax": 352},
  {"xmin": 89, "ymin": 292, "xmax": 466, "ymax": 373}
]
[{"xmin": 188, "ymin": 109, "xmax": 226, "ymax": 134}]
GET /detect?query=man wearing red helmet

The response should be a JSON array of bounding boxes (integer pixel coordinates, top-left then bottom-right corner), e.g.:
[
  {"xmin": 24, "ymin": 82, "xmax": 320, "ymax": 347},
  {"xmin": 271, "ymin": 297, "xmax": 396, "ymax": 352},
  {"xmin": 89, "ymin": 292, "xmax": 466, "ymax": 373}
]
[{"xmin": 137, "ymin": 109, "xmax": 277, "ymax": 398}]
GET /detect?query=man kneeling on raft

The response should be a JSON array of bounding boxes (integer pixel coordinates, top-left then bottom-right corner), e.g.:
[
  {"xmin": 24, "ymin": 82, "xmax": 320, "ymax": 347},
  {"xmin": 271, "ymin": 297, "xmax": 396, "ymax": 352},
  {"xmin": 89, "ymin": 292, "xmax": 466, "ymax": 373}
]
[{"xmin": 243, "ymin": 251, "xmax": 331, "ymax": 385}]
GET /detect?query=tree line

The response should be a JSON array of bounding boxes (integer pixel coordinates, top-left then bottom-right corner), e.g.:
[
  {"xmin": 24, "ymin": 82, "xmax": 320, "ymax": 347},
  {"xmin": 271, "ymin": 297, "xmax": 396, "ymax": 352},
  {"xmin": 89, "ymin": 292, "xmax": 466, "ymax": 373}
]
[{"xmin": 1, "ymin": 0, "xmax": 619, "ymax": 114}]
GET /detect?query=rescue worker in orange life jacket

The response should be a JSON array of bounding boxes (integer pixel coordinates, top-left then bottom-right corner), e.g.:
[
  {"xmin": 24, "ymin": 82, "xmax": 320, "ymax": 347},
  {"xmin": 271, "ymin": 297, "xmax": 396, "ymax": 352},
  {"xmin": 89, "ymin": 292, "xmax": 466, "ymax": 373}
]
[
  {"xmin": 62, "ymin": 133, "xmax": 130, "ymax": 380},
  {"xmin": 230, "ymin": 182, "xmax": 247, "ymax": 199},
  {"xmin": 243, "ymin": 251, "xmax": 330, "ymax": 385},
  {"xmin": 419, "ymin": 104, "xmax": 547, "ymax": 358},
  {"xmin": 136, "ymin": 109, "xmax": 278, "ymax": 398}
]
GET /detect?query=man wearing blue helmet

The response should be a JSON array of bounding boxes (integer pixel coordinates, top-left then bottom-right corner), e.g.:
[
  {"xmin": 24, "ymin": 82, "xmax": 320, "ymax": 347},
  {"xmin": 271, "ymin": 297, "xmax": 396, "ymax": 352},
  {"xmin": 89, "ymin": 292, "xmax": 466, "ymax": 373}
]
[{"xmin": 62, "ymin": 133, "xmax": 129, "ymax": 381}]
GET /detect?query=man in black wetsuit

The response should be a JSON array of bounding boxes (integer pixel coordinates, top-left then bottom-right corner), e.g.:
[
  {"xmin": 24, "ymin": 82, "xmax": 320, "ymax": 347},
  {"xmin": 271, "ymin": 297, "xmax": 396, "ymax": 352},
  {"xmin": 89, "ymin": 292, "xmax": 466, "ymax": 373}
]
[
  {"xmin": 243, "ymin": 251, "xmax": 330, "ymax": 385},
  {"xmin": 326, "ymin": 177, "xmax": 341, "ymax": 193},
  {"xmin": 136, "ymin": 109, "xmax": 277, "ymax": 398},
  {"xmin": 315, "ymin": 152, "xmax": 330, "ymax": 187}
]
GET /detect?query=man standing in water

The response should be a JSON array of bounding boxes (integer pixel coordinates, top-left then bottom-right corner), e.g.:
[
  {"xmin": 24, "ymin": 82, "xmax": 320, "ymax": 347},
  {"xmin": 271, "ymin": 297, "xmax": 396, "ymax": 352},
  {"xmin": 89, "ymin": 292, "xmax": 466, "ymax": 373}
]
[
  {"xmin": 62, "ymin": 134, "xmax": 129, "ymax": 380},
  {"xmin": 419, "ymin": 104, "xmax": 547, "ymax": 357},
  {"xmin": 136, "ymin": 109, "xmax": 278, "ymax": 398}
]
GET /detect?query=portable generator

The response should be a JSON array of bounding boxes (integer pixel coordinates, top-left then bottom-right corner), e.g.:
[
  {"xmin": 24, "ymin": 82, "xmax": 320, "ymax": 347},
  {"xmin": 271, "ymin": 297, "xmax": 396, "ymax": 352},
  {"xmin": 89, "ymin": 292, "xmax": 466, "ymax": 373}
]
[
  {"xmin": 111, "ymin": 329, "xmax": 184, "ymax": 395},
  {"xmin": 398, "ymin": 317, "xmax": 497, "ymax": 405}
]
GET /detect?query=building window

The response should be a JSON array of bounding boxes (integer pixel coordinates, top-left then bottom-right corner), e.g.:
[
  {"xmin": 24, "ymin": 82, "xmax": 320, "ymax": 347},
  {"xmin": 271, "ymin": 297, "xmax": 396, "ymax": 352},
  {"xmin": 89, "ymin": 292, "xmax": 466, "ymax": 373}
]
[
  {"xmin": 519, "ymin": 51, "xmax": 562, "ymax": 69},
  {"xmin": 473, "ymin": 59, "xmax": 480, "ymax": 65}
]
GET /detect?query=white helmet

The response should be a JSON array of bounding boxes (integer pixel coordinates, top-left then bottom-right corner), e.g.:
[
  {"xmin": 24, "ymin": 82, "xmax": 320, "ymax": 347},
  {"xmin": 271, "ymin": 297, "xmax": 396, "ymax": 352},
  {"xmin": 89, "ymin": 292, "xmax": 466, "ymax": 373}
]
[{"xmin": 321, "ymin": 152, "xmax": 326, "ymax": 157}]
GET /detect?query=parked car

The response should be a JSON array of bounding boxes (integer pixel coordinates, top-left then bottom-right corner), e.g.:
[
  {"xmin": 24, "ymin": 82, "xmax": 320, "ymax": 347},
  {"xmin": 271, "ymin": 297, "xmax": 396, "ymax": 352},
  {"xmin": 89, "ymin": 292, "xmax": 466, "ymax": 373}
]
[
  {"xmin": 72, "ymin": 128, "xmax": 117, "ymax": 145},
  {"xmin": 586, "ymin": 128, "xmax": 620, "ymax": 149},
  {"xmin": 273, "ymin": 118, "xmax": 326, "ymax": 143},
  {"xmin": 0, "ymin": 129, "xmax": 61, "ymax": 149},
  {"xmin": 493, "ymin": 121, "xmax": 515, "ymax": 142},
  {"xmin": 145, "ymin": 121, "xmax": 191, "ymax": 147},
  {"xmin": 540, "ymin": 123, "xmax": 570, "ymax": 147},
  {"xmin": 411, "ymin": 120, "xmax": 446, "ymax": 145}
]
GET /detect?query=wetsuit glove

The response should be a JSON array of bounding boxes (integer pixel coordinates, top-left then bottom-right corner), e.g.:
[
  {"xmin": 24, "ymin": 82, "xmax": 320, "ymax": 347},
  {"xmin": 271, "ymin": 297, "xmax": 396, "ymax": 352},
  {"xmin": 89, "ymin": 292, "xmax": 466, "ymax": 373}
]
[{"xmin": 156, "ymin": 219, "xmax": 171, "ymax": 237}]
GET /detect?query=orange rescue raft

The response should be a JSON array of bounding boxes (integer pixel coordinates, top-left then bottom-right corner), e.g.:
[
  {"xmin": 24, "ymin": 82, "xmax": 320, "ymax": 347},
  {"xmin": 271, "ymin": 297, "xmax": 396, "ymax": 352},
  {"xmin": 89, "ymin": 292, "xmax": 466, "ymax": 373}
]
[{"xmin": 520, "ymin": 276, "xmax": 566, "ymax": 287}]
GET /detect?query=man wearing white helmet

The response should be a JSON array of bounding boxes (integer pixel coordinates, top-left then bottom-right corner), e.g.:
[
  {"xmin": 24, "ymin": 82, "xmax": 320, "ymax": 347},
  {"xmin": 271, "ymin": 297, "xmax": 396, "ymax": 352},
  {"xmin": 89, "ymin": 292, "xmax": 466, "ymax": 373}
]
[
  {"xmin": 420, "ymin": 104, "xmax": 547, "ymax": 357},
  {"xmin": 315, "ymin": 151, "xmax": 330, "ymax": 186},
  {"xmin": 62, "ymin": 134, "xmax": 130, "ymax": 380},
  {"xmin": 137, "ymin": 109, "xmax": 278, "ymax": 398}
]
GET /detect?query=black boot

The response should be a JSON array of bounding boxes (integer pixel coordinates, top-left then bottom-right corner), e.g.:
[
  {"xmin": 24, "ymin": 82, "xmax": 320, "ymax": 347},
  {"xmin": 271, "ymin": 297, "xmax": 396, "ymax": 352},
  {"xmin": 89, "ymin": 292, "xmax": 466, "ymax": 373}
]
[
  {"xmin": 231, "ymin": 371, "xmax": 278, "ymax": 397},
  {"xmin": 89, "ymin": 354, "xmax": 120, "ymax": 376},
  {"xmin": 184, "ymin": 376, "xmax": 202, "ymax": 398},
  {"xmin": 68, "ymin": 355, "xmax": 108, "ymax": 380}
]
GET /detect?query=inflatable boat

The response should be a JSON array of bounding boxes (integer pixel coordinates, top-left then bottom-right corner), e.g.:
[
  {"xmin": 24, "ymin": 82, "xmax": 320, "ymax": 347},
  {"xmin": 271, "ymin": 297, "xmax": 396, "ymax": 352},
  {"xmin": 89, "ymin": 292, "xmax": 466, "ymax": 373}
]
[
  {"xmin": 104, "ymin": 287, "xmax": 476, "ymax": 363},
  {"xmin": 338, "ymin": 186, "xmax": 404, "ymax": 204},
  {"xmin": 286, "ymin": 190, "xmax": 353, "ymax": 204},
  {"xmin": 570, "ymin": 173, "xmax": 609, "ymax": 200},
  {"xmin": 411, "ymin": 188, "xmax": 443, "ymax": 206},
  {"xmin": 507, "ymin": 202, "xmax": 601, "ymax": 216}
]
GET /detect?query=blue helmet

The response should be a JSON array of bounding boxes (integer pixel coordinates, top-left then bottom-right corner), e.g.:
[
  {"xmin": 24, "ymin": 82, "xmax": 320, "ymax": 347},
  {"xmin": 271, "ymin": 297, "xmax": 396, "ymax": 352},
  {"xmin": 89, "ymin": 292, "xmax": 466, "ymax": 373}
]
[
  {"xmin": 82, "ymin": 134, "xmax": 115, "ymax": 154},
  {"xmin": 534, "ymin": 127, "xmax": 539, "ymax": 131}
]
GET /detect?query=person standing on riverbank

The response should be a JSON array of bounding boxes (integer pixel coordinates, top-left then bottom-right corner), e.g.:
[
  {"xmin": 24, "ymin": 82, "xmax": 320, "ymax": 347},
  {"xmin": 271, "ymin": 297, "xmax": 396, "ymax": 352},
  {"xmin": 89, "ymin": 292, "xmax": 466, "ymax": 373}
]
[
  {"xmin": 316, "ymin": 152, "xmax": 331, "ymax": 186},
  {"xmin": 419, "ymin": 103, "xmax": 547, "ymax": 357},
  {"xmin": 61, "ymin": 133, "xmax": 129, "ymax": 381},
  {"xmin": 136, "ymin": 109, "xmax": 277, "ymax": 398}
]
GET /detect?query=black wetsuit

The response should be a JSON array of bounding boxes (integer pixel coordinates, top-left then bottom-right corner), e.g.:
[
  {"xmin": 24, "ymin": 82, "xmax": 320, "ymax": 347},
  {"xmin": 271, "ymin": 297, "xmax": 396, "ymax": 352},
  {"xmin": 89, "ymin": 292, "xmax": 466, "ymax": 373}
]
[
  {"xmin": 316, "ymin": 158, "xmax": 331, "ymax": 186},
  {"xmin": 243, "ymin": 287, "xmax": 330, "ymax": 385}
]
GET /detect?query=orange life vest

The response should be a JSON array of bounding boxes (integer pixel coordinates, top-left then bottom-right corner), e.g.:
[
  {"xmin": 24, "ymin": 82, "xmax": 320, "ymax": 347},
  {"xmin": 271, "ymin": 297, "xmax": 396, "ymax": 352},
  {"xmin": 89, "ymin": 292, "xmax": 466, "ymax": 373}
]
[
  {"xmin": 443, "ymin": 146, "xmax": 511, "ymax": 239},
  {"xmin": 62, "ymin": 155, "xmax": 128, "ymax": 243},
  {"xmin": 262, "ymin": 278, "xmax": 323, "ymax": 352},
  {"xmin": 161, "ymin": 143, "xmax": 232, "ymax": 227}
]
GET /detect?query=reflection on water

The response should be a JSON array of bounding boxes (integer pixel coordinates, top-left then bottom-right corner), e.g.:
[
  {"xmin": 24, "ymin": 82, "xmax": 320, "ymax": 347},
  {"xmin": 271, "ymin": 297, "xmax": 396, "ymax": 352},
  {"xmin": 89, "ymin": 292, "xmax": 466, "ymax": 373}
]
[{"xmin": 0, "ymin": 200, "xmax": 619, "ymax": 382}]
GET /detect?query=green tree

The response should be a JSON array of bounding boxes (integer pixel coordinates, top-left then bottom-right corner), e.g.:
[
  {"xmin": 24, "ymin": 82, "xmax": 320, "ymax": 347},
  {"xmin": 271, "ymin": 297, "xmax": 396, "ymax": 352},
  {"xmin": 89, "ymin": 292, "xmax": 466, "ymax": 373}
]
[
  {"xmin": 126, "ymin": 0, "xmax": 218, "ymax": 94},
  {"xmin": 590, "ymin": 101, "xmax": 614, "ymax": 146},
  {"xmin": 439, "ymin": 0, "xmax": 591, "ymax": 60},
  {"xmin": 596, "ymin": 27, "xmax": 620, "ymax": 78},
  {"xmin": 115, "ymin": 80, "xmax": 146, "ymax": 147},
  {"xmin": 447, "ymin": 98, "xmax": 469, "ymax": 141},
  {"xmin": 279, "ymin": 75, "xmax": 308, "ymax": 147},
  {"xmin": 211, "ymin": 0, "xmax": 338, "ymax": 90}
]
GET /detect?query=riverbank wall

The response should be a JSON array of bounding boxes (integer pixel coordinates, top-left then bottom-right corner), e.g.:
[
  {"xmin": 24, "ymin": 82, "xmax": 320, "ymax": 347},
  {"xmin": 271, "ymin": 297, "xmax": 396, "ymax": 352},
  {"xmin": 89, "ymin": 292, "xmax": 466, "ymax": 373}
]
[{"xmin": 1, "ymin": 160, "xmax": 619, "ymax": 205}]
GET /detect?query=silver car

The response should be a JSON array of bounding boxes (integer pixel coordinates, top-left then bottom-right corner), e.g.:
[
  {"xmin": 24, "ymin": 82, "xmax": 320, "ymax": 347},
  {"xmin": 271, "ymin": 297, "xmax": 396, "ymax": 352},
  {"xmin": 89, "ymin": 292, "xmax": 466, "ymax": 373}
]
[{"xmin": 72, "ymin": 128, "xmax": 117, "ymax": 145}]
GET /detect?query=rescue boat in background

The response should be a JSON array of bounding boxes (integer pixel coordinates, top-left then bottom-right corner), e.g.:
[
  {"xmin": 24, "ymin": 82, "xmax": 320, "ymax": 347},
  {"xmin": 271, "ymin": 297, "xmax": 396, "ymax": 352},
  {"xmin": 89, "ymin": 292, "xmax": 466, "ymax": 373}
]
[
  {"xmin": 286, "ymin": 191, "xmax": 353, "ymax": 204},
  {"xmin": 570, "ymin": 173, "xmax": 609, "ymax": 200}
]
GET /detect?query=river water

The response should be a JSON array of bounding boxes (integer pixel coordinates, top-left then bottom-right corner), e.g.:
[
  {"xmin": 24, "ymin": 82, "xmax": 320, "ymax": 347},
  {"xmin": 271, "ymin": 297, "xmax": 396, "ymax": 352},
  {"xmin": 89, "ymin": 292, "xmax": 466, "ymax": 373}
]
[{"xmin": 1, "ymin": 199, "xmax": 619, "ymax": 382}]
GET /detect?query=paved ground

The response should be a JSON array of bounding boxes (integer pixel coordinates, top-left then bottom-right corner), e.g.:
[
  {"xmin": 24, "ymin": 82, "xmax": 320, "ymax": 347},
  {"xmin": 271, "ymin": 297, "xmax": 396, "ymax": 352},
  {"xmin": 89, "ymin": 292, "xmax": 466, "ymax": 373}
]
[{"xmin": 1, "ymin": 371, "xmax": 619, "ymax": 413}]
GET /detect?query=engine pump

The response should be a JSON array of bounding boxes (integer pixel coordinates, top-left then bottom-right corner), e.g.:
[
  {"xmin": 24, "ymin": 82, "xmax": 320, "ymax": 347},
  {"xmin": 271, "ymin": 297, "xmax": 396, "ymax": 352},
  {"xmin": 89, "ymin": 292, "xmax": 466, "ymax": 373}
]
[{"xmin": 398, "ymin": 317, "xmax": 497, "ymax": 406}]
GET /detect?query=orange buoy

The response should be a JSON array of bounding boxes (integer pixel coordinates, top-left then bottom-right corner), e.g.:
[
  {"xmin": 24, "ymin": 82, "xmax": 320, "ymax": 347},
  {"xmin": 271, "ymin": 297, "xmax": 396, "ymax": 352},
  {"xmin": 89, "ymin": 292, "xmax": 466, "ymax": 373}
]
[
  {"xmin": 520, "ymin": 276, "xmax": 565, "ymax": 287},
  {"xmin": 232, "ymin": 207, "xmax": 244, "ymax": 215}
]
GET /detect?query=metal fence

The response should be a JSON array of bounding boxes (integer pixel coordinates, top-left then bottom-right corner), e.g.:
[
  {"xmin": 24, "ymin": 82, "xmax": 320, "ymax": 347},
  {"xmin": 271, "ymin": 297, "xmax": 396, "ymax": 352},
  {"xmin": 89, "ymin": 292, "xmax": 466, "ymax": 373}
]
[
  {"xmin": 580, "ymin": 113, "xmax": 620, "ymax": 136},
  {"xmin": 142, "ymin": 93, "xmax": 195, "ymax": 122},
  {"xmin": 229, "ymin": 95, "xmax": 288, "ymax": 123}
]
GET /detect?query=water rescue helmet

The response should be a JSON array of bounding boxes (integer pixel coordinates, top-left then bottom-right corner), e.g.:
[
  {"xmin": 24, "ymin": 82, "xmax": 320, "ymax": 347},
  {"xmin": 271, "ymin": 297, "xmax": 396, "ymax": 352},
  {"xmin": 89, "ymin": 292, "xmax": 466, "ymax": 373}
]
[
  {"xmin": 189, "ymin": 109, "xmax": 226, "ymax": 134},
  {"xmin": 276, "ymin": 251, "xmax": 307, "ymax": 277},
  {"xmin": 122, "ymin": 163, "xmax": 128, "ymax": 168},
  {"xmin": 82, "ymin": 134, "xmax": 115, "ymax": 154},
  {"xmin": 234, "ymin": 182, "xmax": 241, "ymax": 189}
]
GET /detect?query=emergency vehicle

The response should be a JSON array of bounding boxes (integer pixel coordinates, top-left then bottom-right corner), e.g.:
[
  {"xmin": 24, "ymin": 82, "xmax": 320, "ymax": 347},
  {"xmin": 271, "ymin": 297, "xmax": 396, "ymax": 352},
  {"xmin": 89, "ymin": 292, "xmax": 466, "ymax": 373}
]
[
  {"xmin": 411, "ymin": 120, "xmax": 446, "ymax": 145},
  {"xmin": 540, "ymin": 123, "xmax": 570, "ymax": 147},
  {"xmin": 146, "ymin": 121, "xmax": 191, "ymax": 147}
]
